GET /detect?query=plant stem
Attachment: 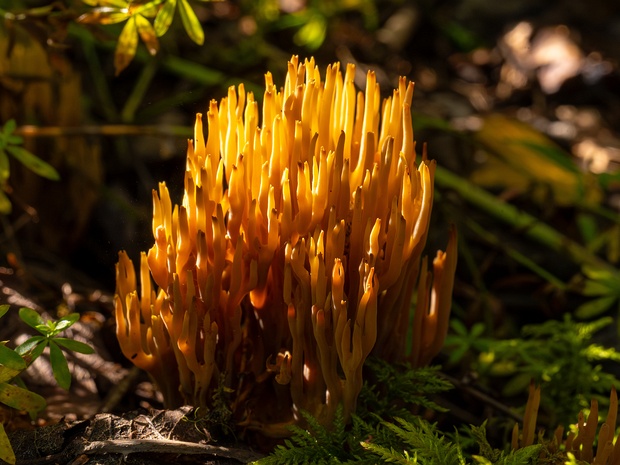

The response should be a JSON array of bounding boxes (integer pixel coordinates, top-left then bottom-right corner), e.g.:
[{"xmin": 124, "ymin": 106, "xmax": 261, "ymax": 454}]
[{"xmin": 435, "ymin": 165, "xmax": 617, "ymax": 274}]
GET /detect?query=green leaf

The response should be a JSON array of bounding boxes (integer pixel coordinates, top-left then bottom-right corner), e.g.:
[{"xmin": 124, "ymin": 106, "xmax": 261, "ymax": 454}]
[
  {"xmin": 0, "ymin": 365, "xmax": 21, "ymax": 384},
  {"xmin": 294, "ymin": 13, "xmax": 326, "ymax": 50},
  {"xmin": 582, "ymin": 265, "xmax": 618, "ymax": 284},
  {"xmin": 18, "ymin": 308, "xmax": 44, "ymax": 332},
  {"xmin": 54, "ymin": 313, "xmax": 80, "ymax": 333},
  {"xmin": 14, "ymin": 336, "xmax": 46, "ymax": 358},
  {"xmin": 575, "ymin": 296, "xmax": 617, "ymax": 319},
  {"xmin": 2, "ymin": 119, "xmax": 16, "ymax": 136},
  {"xmin": 77, "ymin": 9, "xmax": 131, "ymax": 25},
  {"xmin": 0, "ymin": 305, "xmax": 8, "ymax": 319},
  {"xmin": 472, "ymin": 456, "xmax": 493, "ymax": 465},
  {"xmin": 85, "ymin": 0, "xmax": 128, "ymax": 7},
  {"xmin": 114, "ymin": 16, "xmax": 139, "ymax": 75},
  {"xmin": 582, "ymin": 279, "xmax": 615, "ymax": 297},
  {"xmin": 49, "ymin": 342, "xmax": 71, "ymax": 389},
  {"xmin": 154, "ymin": 0, "xmax": 176, "ymax": 36},
  {"xmin": 54, "ymin": 338, "xmax": 95, "ymax": 354},
  {"xmin": 450, "ymin": 319, "xmax": 468, "ymax": 336},
  {"xmin": 0, "ymin": 423, "xmax": 16, "ymax": 465},
  {"xmin": 0, "ymin": 382, "xmax": 46, "ymax": 417},
  {"xmin": 133, "ymin": 1, "xmax": 159, "ymax": 17},
  {"xmin": 0, "ymin": 190, "xmax": 11, "ymax": 214},
  {"xmin": 30, "ymin": 340, "xmax": 47, "ymax": 362},
  {"xmin": 0, "ymin": 149, "xmax": 10, "ymax": 183},
  {"xmin": 178, "ymin": 0, "xmax": 204, "ymax": 45},
  {"xmin": 5, "ymin": 146, "xmax": 60, "ymax": 181},
  {"xmin": 0, "ymin": 345, "xmax": 26, "ymax": 372},
  {"xmin": 6, "ymin": 135, "xmax": 23, "ymax": 145},
  {"xmin": 470, "ymin": 322, "xmax": 486, "ymax": 338}
]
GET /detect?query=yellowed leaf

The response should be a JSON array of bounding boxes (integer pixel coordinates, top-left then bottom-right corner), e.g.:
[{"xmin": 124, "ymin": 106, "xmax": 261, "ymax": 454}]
[
  {"xmin": 77, "ymin": 9, "xmax": 130, "ymax": 25},
  {"xmin": 114, "ymin": 17, "xmax": 138, "ymax": 75},
  {"xmin": 0, "ymin": 423, "xmax": 15, "ymax": 465},
  {"xmin": 135, "ymin": 14, "xmax": 159, "ymax": 56},
  {"xmin": 472, "ymin": 114, "xmax": 601, "ymax": 206}
]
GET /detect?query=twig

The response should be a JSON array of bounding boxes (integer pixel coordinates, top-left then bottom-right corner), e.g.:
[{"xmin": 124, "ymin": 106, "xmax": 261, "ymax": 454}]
[
  {"xmin": 17, "ymin": 438, "xmax": 264, "ymax": 465},
  {"xmin": 14, "ymin": 124, "xmax": 192, "ymax": 138}
]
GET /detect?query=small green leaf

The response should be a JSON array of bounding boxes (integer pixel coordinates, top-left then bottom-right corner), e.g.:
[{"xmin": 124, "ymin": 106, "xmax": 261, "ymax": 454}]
[
  {"xmin": 0, "ymin": 423, "xmax": 16, "ymax": 465},
  {"xmin": 54, "ymin": 313, "xmax": 80, "ymax": 333},
  {"xmin": 15, "ymin": 336, "xmax": 46, "ymax": 357},
  {"xmin": 0, "ymin": 149, "xmax": 10, "ymax": 183},
  {"xmin": 2, "ymin": 120, "xmax": 16, "ymax": 136},
  {"xmin": 0, "ymin": 382, "xmax": 46, "ymax": 417},
  {"xmin": 30, "ymin": 340, "xmax": 48, "ymax": 362},
  {"xmin": 0, "ymin": 305, "xmax": 8, "ymax": 319},
  {"xmin": 154, "ymin": 0, "xmax": 176, "ymax": 37},
  {"xmin": 447, "ymin": 345, "xmax": 468, "ymax": 365},
  {"xmin": 18, "ymin": 308, "xmax": 44, "ymax": 331},
  {"xmin": 6, "ymin": 135, "xmax": 23, "ymax": 145},
  {"xmin": 470, "ymin": 322, "xmax": 486, "ymax": 338},
  {"xmin": 0, "ymin": 190, "xmax": 11, "ymax": 214},
  {"xmin": 5, "ymin": 146, "xmax": 60, "ymax": 181},
  {"xmin": 86, "ymin": 0, "xmax": 128, "ymax": 7},
  {"xmin": 575, "ymin": 296, "xmax": 617, "ymax": 319},
  {"xmin": 0, "ymin": 345, "xmax": 26, "ymax": 372},
  {"xmin": 582, "ymin": 279, "xmax": 615, "ymax": 297},
  {"xmin": 450, "ymin": 319, "xmax": 467, "ymax": 336},
  {"xmin": 178, "ymin": 0, "xmax": 204, "ymax": 45},
  {"xmin": 294, "ymin": 13, "xmax": 326, "ymax": 50},
  {"xmin": 133, "ymin": 1, "xmax": 159, "ymax": 17},
  {"xmin": 53, "ymin": 338, "xmax": 95, "ymax": 355},
  {"xmin": 36, "ymin": 323, "xmax": 53, "ymax": 335},
  {"xmin": 49, "ymin": 342, "xmax": 71, "ymax": 389},
  {"xmin": 77, "ymin": 9, "xmax": 131, "ymax": 25},
  {"xmin": 115, "ymin": 16, "xmax": 139, "ymax": 75}
]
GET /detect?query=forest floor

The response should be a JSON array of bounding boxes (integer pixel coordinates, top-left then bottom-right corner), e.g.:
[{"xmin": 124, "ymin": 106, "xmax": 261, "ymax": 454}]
[{"xmin": 1, "ymin": 0, "xmax": 620, "ymax": 463}]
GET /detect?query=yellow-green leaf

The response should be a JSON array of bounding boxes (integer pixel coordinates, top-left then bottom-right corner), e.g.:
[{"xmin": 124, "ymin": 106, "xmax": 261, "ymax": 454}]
[
  {"xmin": 178, "ymin": 0, "xmax": 204, "ymax": 45},
  {"xmin": 154, "ymin": 0, "xmax": 177, "ymax": 37},
  {"xmin": 5, "ymin": 146, "xmax": 59, "ymax": 181},
  {"xmin": 135, "ymin": 14, "xmax": 159, "ymax": 55},
  {"xmin": 82, "ymin": 0, "xmax": 128, "ymax": 7},
  {"xmin": 294, "ymin": 13, "xmax": 327, "ymax": 50},
  {"xmin": 0, "ymin": 383, "xmax": 46, "ymax": 417},
  {"xmin": 0, "ymin": 423, "xmax": 15, "ymax": 465},
  {"xmin": 0, "ymin": 345, "xmax": 26, "ymax": 372},
  {"xmin": 132, "ymin": 1, "xmax": 159, "ymax": 18},
  {"xmin": 0, "ymin": 190, "xmax": 10, "ymax": 214},
  {"xmin": 472, "ymin": 114, "xmax": 602, "ymax": 206},
  {"xmin": 0, "ymin": 149, "xmax": 9, "ymax": 183},
  {"xmin": 575, "ymin": 295, "xmax": 617, "ymax": 319},
  {"xmin": 115, "ymin": 17, "xmax": 139, "ymax": 75},
  {"xmin": 77, "ymin": 9, "xmax": 131, "ymax": 25},
  {"xmin": 0, "ymin": 365, "xmax": 20, "ymax": 385}
]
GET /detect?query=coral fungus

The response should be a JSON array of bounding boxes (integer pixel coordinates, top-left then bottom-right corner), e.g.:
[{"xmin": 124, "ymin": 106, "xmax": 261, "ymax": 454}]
[{"xmin": 115, "ymin": 56, "xmax": 457, "ymax": 436}]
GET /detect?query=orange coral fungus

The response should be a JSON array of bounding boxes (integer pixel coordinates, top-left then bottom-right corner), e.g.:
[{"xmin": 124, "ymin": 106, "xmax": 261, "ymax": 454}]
[{"xmin": 115, "ymin": 56, "xmax": 457, "ymax": 436}]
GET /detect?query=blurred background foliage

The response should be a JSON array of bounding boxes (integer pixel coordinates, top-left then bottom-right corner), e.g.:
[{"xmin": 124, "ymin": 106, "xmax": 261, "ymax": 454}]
[{"xmin": 1, "ymin": 0, "xmax": 620, "ymax": 446}]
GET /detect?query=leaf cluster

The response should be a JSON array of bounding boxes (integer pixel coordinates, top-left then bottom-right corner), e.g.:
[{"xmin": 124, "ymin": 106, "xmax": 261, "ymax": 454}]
[
  {"xmin": 476, "ymin": 315, "xmax": 620, "ymax": 426},
  {"xmin": 0, "ymin": 305, "xmax": 94, "ymax": 465},
  {"xmin": 0, "ymin": 119, "xmax": 60, "ymax": 214},
  {"xmin": 78, "ymin": 0, "xmax": 209, "ymax": 75}
]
